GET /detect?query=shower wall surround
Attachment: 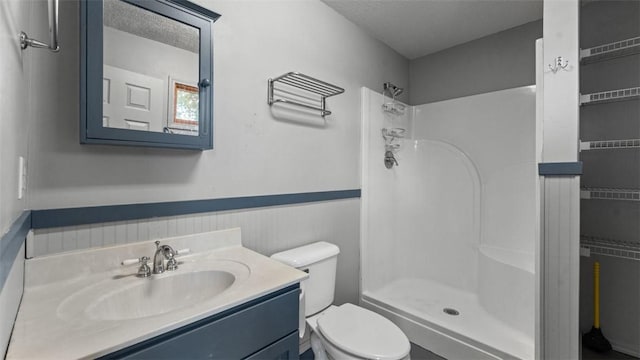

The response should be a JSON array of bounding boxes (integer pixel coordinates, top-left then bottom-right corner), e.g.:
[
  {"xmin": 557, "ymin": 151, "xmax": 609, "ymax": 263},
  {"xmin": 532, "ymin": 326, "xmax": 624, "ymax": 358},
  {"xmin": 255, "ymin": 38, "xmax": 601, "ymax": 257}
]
[{"xmin": 360, "ymin": 86, "xmax": 538, "ymax": 359}]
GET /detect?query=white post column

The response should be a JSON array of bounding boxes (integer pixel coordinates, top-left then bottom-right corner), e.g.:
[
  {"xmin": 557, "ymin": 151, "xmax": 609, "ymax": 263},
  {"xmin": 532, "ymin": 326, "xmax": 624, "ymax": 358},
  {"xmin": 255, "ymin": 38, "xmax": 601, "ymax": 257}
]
[{"xmin": 539, "ymin": 0, "xmax": 581, "ymax": 359}]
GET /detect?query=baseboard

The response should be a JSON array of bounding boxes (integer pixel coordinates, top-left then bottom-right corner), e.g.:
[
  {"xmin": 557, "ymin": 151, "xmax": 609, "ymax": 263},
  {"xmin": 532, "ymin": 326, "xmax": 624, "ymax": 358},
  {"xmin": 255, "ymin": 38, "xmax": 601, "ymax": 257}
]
[{"xmin": 611, "ymin": 340, "xmax": 640, "ymax": 358}]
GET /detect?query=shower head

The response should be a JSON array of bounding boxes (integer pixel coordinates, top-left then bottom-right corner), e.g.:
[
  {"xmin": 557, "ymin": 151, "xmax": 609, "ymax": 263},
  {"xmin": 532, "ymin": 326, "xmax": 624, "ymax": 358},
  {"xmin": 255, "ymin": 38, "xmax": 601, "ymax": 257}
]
[{"xmin": 384, "ymin": 82, "xmax": 404, "ymax": 97}]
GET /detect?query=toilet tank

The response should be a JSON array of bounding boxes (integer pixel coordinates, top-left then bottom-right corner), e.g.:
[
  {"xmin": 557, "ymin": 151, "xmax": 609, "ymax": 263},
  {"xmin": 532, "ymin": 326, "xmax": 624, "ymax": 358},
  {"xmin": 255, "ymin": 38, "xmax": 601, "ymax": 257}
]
[{"xmin": 271, "ymin": 242, "xmax": 340, "ymax": 316}]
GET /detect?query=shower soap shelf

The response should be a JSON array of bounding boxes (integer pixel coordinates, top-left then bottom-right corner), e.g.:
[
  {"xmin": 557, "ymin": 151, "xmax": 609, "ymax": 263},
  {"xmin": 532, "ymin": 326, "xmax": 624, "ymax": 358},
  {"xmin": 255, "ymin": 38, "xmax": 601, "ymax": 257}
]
[
  {"xmin": 381, "ymin": 128, "xmax": 405, "ymax": 142},
  {"xmin": 580, "ymin": 36, "xmax": 640, "ymax": 64},
  {"xmin": 581, "ymin": 235, "xmax": 640, "ymax": 261},
  {"xmin": 268, "ymin": 72, "xmax": 344, "ymax": 117},
  {"xmin": 382, "ymin": 102, "xmax": 406, "ymax": 115}
]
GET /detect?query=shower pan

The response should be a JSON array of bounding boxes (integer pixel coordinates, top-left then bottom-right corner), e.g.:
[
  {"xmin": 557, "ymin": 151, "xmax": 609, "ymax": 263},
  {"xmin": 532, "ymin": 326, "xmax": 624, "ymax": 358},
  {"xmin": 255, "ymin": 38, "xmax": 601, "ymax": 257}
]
[{"xmin": 360, "ymin": 86, "xmax": 539, "ymax": 359}]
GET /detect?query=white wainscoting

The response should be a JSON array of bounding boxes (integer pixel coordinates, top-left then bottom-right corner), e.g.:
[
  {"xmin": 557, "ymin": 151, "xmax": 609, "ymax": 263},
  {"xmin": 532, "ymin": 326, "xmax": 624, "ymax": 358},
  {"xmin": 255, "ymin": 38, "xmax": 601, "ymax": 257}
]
[
  {"xmin": 0, "ymin": 243, "xmax": 26, "ymax": 358},
  {"xmin": 29, "ymin": 199, "xmax": 360, "ymax": 305}
]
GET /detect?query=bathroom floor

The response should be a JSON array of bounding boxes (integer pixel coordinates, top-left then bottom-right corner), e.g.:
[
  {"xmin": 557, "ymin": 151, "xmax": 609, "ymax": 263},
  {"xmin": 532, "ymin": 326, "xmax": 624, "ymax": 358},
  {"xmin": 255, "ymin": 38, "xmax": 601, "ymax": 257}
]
[
  {"xmin": 582, "ymin": 346, "xmax": 639, "ymax": 360},
  {"xmin": 410, "ymin": 344, "xmax": 446, "ymax": 360},
  {"xmin": 304, "ymin": 344, "xmax": 639, "ymax": 359},
  {"xmin": 300, "ymin": 343, "xmax": 445, "ymax": 360}
]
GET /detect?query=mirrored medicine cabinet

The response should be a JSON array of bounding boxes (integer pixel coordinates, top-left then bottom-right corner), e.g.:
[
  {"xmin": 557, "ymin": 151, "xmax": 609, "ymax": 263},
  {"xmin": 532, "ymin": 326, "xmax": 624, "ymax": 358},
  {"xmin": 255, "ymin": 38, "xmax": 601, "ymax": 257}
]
[{"xmin": 80, "ymin": 0, "xmax": 220, "ymax": 150}]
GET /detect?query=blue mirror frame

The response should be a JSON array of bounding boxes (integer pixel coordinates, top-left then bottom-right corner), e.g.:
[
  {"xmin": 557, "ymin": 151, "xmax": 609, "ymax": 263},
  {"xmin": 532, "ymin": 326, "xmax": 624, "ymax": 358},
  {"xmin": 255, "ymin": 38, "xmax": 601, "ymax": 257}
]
[{"xmin": 80, "ymin": 0, "xmax": 220, "ymax": 150}]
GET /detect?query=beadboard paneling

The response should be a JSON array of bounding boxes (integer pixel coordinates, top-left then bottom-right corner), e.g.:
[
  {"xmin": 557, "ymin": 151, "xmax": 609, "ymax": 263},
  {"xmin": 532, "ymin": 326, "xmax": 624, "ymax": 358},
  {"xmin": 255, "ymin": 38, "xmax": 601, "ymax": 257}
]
[{"xmin": 30, "ymin": 199, "xmax": 360, "ymax": 305}]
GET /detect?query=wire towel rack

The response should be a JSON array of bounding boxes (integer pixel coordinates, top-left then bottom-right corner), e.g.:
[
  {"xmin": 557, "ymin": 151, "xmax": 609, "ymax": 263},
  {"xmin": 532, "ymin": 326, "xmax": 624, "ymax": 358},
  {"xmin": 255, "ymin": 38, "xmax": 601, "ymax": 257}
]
[{"xmin": 268, "ymin": 72, "xmax": 344, "ymax": 117}]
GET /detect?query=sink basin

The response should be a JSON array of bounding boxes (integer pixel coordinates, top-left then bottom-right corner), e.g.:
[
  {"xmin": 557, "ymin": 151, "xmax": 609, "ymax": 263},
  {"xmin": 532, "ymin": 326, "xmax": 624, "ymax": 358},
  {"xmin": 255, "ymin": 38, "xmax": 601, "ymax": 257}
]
[
  {"xmin": 57, "ymin": 259, "xmax": 251, "ymax": 323},
  {"xmin": 86, "ymin": 270, "xmax": 235, "ymax": 321}
]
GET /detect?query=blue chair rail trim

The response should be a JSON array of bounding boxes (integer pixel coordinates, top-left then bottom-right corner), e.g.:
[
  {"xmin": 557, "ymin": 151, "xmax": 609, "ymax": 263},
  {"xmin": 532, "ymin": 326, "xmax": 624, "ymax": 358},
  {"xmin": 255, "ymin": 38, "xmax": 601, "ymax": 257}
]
[
  {"xmin": 538, "ymin": 162, "xmax": 583, "ymax": 176},
  {"xmin": 31, "ymin": 189, "xmax": 361, "ymax": 229},
  {"xmin": 0, "ymin": 211, "xmax": 31, "ymax": 290}
]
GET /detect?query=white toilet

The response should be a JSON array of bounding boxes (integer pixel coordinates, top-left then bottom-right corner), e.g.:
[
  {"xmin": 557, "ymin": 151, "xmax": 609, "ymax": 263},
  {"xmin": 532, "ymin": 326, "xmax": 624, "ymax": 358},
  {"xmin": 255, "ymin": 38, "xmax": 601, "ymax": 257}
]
[{"xmin": 271, "ymin": 242, "xmax": 410, "ymax": 360}]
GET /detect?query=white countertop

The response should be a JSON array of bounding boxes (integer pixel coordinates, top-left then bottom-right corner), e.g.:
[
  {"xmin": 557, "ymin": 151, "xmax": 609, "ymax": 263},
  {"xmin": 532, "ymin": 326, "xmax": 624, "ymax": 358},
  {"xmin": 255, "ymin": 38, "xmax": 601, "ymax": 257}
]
[{"xmin": 7, "ymin": 228, "xmax": 306, "ymax": 359}]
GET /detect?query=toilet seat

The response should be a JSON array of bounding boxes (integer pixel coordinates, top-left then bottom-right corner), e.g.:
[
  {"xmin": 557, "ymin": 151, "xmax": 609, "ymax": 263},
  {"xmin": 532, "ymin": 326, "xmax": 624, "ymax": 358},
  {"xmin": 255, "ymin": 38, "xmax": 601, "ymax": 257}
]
[{"xmin": 316, "ymin": 303, "xmax": 410, "ymax": 360}]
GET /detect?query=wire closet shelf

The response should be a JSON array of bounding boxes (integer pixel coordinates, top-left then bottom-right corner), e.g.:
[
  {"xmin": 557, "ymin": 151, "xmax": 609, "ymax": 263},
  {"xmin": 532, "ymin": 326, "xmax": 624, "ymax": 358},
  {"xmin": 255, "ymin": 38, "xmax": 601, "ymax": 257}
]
[
  {"xmin": 581, "ymin": 235, "xmax": 640, "ymax": 261},
  {"xmin": 268, "ymin": 72, "xmax": 344, "ymax": 117},
  {"xmin": 577, "ymin": 33, "xmax": 640, "ymax": 262}
]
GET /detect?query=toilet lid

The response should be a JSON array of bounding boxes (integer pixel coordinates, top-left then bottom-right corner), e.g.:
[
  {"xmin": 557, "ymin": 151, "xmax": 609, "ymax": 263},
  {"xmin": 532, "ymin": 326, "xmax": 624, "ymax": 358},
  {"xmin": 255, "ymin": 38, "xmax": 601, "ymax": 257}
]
[{"xmin": 316, "ymin": 303, "xmax": 410, "ymax": 360}]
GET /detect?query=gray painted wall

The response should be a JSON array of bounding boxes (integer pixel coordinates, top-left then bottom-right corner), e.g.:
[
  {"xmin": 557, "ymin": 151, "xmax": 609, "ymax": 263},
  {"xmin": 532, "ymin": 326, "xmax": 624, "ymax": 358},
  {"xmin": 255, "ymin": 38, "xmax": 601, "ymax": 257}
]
[
  {"xmin": 28, "ymin": 0, "xmax": 408, "ymax": 209},
  {"xmin": 0, "ymin": 0, "xmax": 40, "ymax": 355},
  {"xmin": 23, "ymin": 0, "xmax": 409, "ymax": 309},
  {"xmin": 408, "ymin": 19, "xmax": 542, "ymax": 105},
  {"xmin": 0, "ymin": 0, "xmax": 31, "ymax": 244},
  {"xmin": 579, "ymin": 0, "xmax": 640, "ymax": 356}
]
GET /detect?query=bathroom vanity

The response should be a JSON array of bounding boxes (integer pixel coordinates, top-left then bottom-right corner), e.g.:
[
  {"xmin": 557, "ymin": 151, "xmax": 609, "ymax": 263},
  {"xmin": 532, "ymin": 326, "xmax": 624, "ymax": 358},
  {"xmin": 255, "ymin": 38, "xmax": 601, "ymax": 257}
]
[
  {"xmin": 103, "ymin": 285, "xmax": 300, "ymax": 359},
  {"xmin": 6, "ymin": 229, "xmax": 306, "ymax": 359}
]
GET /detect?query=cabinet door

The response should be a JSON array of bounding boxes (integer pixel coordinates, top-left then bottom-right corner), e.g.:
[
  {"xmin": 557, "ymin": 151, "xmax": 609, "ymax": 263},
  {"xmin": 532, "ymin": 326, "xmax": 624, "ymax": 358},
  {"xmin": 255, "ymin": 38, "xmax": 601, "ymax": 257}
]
[
  {"xmin": 102, "ymin": 285, "xmax": 299, "ymax": 359},
  {"xmin": 245, "ymin": 332, "xmax": 299, "ymax": 360}
]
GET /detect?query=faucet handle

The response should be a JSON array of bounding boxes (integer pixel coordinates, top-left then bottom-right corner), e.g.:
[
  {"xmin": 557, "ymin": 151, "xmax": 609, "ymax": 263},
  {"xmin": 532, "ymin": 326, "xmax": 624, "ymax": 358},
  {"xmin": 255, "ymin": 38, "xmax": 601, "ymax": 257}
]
[
  {"xmin": 121, "ymin": 256, "xmax": 152, "ymax": 277},
  {"xmin": 122, "ymin": 256, "xmax": 148, "ymax": 266},
  {"xmin": 166, "ymin": 248, "xmax": 188, "ymax": 271},
  {"xmin": 175, "ymin": 248, "xmax": 190, "ymax": 256},
  {"xmin": 166, "ymin": 256, "xmax": 178, "ymax": 271},
  {"xmin": 137, "ymin": 256, "xmax": 152, "ymax": 278}
]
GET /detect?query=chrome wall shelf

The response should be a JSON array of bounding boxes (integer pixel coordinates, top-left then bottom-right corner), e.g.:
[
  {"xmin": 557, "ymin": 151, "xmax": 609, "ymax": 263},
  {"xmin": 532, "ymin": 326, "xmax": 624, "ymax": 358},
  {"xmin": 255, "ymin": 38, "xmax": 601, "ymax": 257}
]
[
  {"xmin": 580, "ymin": 36, "xmax": 640, "ymax": 64},
  {"xmin": 580, "ymin": 86, "xmax": 640, "ymax": 106},
  {"xmin": 581, "ymin": 187, "xmax": 640, "ymax": 201},
  {"xmin": 580, "ymin": 139, "xmax": 640, "ymax": 151},
  {"xmin": 581, "ymin": 235, "xmax": 640, "ymax": 261},
  {"xmin": 267, "ymin": 72, "xmax": 344, "ymax": 117}
]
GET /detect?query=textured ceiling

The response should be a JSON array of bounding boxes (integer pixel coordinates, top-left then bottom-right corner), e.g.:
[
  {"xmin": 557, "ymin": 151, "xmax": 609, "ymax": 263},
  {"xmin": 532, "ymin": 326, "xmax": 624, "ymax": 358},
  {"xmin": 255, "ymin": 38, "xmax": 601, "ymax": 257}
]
[
  {"xmin": 104, "ymin": 0, "xmax": 199, "ymax": 54},
  {"xmin": 322, "ymin": 0, "xmax": 543, "ymax": 59}
]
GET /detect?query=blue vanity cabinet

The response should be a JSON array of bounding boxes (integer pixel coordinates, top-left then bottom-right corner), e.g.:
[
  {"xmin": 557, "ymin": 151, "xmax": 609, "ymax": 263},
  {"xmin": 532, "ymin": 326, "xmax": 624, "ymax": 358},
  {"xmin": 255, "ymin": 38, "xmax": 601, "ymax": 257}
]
[{"xmin": 100, "ymin": 284, "xmax": 300, "ymax": 360}]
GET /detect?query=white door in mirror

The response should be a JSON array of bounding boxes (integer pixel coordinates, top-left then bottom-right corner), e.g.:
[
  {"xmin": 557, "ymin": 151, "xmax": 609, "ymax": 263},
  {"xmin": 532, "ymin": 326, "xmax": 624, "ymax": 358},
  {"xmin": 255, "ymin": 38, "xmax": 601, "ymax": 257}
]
[{"xmin": 103, "ymin": 65, "xmax": 165, "ymax": 132}]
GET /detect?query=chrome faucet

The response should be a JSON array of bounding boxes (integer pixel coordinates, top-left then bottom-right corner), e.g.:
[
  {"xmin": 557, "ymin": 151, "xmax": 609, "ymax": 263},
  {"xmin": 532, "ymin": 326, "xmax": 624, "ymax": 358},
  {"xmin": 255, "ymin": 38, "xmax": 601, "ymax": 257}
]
[
  {"xmin": 121, "ymin": 242, "xmax": 189, "ymax": 277},
  {"xmin": 153, "ymin": 240, "xmax": 177, "ymax": 274}
]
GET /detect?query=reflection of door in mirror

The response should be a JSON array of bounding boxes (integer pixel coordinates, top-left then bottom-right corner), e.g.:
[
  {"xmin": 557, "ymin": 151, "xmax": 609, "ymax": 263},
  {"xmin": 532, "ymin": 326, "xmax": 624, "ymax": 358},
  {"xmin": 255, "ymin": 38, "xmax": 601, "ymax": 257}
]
[{"xmin": 102, "ymin": 0, "xmax": 200, "ymax": 136}]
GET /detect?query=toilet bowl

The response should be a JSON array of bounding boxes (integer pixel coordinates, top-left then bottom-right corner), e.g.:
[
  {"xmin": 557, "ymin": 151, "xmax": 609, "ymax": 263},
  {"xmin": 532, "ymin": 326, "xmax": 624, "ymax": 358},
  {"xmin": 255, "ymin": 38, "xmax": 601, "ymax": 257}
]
[
  {"xmin": 271, "ymin": 242, "xmax": 410, "ymax": 360},
  {"xmin": 307, "ymin": 304, "xmax": 410, "ymax": 360}
]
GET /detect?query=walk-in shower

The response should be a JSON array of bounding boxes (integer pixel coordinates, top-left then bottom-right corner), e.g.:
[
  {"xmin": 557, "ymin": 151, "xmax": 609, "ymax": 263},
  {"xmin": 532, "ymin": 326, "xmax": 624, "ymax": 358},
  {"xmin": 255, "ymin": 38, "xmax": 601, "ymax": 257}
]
[{"xmin": 360, "ymin": 86, "xmax": 539, "ymax": 359}]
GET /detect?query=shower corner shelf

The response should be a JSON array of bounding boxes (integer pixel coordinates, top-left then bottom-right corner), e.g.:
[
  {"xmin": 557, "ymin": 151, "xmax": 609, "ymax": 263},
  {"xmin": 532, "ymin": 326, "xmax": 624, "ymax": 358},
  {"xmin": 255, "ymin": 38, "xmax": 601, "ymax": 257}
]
[
  {"xmin": 580, "ymin": 36, "xmax": 640, "ymax": 64},
  {"xmin": 267, "ymin": 72, "xmax": 344, "ymax": 117},
  {"xmin": 382, "ymin": 102, "xmax": 406, "ymax": 115},
  {"xmin": 581, "ymin": 235, "xmax": 640, "ymax": 261}
]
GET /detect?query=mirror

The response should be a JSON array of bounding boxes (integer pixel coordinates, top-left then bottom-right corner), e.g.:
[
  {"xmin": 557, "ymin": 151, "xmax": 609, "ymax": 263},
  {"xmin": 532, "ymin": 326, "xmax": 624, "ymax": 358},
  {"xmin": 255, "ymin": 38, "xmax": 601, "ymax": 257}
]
[{"xmin": 81, "ymin": 0, "xmax": 220, "ymax": 149}]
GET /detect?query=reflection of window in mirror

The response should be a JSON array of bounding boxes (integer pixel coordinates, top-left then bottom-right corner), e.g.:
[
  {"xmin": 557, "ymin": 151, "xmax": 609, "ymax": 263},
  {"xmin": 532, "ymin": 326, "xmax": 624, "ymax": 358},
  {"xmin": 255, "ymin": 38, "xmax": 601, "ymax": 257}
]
[
  {"xmin": 167, "ymin": 78, "xmax": 199, "ymax": 136},
  {"xmin": 174, "ymin": 82, "xmax": 199, "ymax": 125}
]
